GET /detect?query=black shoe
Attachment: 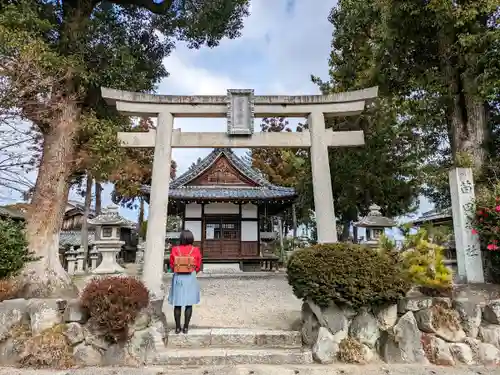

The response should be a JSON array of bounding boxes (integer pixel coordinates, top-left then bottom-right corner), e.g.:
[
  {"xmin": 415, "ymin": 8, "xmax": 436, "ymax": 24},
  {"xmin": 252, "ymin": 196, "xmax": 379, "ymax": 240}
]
[
  {"xmin": 182, "ymin": 327, "xmax": 189, "ymax": 334},
  {"xmin": 175, "ymin": 327, "xmax": 181, "ymax": 334}
]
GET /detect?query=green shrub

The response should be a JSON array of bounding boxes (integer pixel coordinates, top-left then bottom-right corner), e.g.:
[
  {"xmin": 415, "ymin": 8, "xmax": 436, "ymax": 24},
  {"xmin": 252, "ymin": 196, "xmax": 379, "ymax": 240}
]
[
  {"xmin": 396, "ymin": 228, "xmax": 452, "ymax": 296},
  {"xmin": 287, "ymin": 243, "xmax": 411, "ymax": 309},
  {"xmin": 80, "ymin": 276, "xmax": 149, "ymax": 343},
  {"xmin": 0, "ymin": 219, "xmax": 36, "ymax": 279}
]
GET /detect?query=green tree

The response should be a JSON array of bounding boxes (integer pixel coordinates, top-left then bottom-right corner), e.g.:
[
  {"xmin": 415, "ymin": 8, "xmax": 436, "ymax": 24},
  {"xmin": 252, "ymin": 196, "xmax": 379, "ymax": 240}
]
[
  {"xmin": 250, "ymin": 118, "xmax": 311, "ymax": 233},
  {"xmin": 0, "ymin": 0, "xmax": 249, "ymax": 297},
  {"xmin": 320, "ymin": 0, "xmax": 500, "ymax": 208},
  {"xmin": 111, "ymin": 118, "xmax": 178, "ymax": 231}
]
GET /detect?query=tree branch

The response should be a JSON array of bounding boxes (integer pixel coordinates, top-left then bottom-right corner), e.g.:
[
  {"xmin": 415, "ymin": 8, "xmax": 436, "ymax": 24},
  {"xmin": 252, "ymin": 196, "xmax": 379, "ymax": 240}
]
[{"xmin": 104, "ymin": 0, "xmax": 174, "ymax": 14}]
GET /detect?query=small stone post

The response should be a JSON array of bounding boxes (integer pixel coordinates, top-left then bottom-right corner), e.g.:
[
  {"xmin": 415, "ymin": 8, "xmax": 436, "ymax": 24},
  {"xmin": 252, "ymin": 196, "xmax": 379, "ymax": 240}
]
[
  {"xmin": 75, "ymin": 247, "xmax": 86, "ymax": 275},
  {"xmin": 66, "ymin": 246, "xmax": 77, "ymax": 275},
  {"xmin": 89, "ymin": 245, "xmax": 99, "ymax": 270}
]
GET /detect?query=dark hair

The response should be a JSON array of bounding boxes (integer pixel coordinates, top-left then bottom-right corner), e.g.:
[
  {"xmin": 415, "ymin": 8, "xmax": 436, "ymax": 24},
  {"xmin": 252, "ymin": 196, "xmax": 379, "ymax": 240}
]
[{"xmin": 179, "ymin": 229, "xmax": 194, "ymax": 245}]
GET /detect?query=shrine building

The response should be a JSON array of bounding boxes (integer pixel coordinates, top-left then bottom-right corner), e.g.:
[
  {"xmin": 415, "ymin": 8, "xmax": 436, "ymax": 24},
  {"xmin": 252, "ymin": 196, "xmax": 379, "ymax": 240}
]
[{"xmin": 143, "ymin": 148, "xmax": 297, "ymax": 269}]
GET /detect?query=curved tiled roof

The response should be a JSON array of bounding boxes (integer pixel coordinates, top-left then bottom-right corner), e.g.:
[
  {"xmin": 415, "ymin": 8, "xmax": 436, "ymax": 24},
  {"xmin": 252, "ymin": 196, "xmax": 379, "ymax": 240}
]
[{"xmin": 143, "ymin": 148, "xmax": 297, "ymax": 201}]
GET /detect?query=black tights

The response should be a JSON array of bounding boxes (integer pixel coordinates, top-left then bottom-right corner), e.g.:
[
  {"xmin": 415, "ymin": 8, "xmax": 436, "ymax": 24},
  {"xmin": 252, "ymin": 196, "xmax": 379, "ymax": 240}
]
[{"xmin": 174, "ymin": 306, "xmax": 193, "ymax": 330}]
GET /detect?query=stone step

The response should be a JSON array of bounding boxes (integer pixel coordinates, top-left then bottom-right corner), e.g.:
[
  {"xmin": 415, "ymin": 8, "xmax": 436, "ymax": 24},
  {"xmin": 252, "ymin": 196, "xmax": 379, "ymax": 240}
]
[
  {"xmin": 153, "ymin": 348, "xmax": 313, "ymax": 366},
  {"xmin": 166, "ymin": 328, "xmax": 302, "ymax": 349}
]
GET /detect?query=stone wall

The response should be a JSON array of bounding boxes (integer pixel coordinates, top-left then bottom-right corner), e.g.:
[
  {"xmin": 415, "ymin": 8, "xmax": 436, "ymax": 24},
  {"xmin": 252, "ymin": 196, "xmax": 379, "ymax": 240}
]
[
  {"xmin": 302, "ymin": 295, "xmax": 500, "ymax": 365},
  {"xmin": 0, "ymin": 298, "xmax": 166, "ymax": 368}
]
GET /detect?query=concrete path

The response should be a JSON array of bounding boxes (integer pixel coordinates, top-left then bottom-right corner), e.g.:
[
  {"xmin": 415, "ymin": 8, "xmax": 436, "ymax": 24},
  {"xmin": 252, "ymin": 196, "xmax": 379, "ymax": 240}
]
[
  {"xmin": 0, "ymin": 365, "xmax": 496, "ymax": 375},
  {"xmin": 162, "ymin": 274, "xmax": 302, "ymax": 330}
]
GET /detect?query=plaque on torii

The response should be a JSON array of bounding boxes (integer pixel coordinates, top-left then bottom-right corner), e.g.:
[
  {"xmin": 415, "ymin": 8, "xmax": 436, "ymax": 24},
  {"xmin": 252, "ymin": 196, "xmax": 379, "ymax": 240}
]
[
  {"xmin": 226, "ymin": 89, "xmax": 254, "ymax": 136},
  {"xmin": 101, "ymin": 86, "xmax": 378, "ymax": 298}
]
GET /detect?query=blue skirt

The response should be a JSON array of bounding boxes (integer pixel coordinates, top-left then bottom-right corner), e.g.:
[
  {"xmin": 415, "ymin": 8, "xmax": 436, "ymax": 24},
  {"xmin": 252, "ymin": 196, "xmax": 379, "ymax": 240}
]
[{"xmin": 167, "ymin": 272, "xmax": 200, "ymax": 307}]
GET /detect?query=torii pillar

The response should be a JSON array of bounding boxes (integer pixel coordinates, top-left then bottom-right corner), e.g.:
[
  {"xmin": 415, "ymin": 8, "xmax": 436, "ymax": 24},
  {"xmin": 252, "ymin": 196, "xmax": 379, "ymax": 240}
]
[{"xmin": 102, "ymin": 87, "xmax": 378, "ymax": 298}]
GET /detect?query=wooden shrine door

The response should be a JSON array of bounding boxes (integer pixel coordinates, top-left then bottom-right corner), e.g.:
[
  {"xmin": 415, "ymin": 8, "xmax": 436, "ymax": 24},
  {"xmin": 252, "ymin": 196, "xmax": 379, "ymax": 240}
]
[{"xmin": 203, "ymin": 215, "xmax": 241, "ymax": 259}]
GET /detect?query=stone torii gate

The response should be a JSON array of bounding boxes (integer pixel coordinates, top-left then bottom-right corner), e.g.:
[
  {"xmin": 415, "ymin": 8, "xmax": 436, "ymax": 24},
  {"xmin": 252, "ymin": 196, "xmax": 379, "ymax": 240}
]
[{"xmin": 101, "ymin": 86, "xmax": 378, "ymax": 298}]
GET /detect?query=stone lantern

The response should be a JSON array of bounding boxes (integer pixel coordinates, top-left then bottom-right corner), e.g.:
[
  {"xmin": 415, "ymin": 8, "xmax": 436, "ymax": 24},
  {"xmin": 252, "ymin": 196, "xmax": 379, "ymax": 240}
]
[
  {"xmin": 88, "ymin": 204, "xmax": 126, "ymax": 274},
  {"xmin": 354, "ymin": 204, "xmax": 396, "ymax": 248}
]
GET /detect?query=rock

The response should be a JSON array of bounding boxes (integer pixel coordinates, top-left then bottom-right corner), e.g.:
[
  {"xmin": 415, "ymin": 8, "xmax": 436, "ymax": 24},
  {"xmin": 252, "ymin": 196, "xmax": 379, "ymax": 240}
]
[
  {"xmin": 415, "ymin": 307, "xmax": 466, "ymax": 342},
  {"xmin": 307, "ymin": 299, "xmax": 349, "ymax": 336},
  {"xmin": 478, "ymin": 342, "xmax": 500, "ymax": 365},
  {"xmin": 0, "ymin": 338, "xmax": 24, "ymax": 365},
  {"xmin": 483, "ymin": 299, "xmax": 500, "ymax": 324},
  {"xmin": 133, "ymin": 306, "xmax": 152, "ymax": 331},
  {"xmin": 452, "ymin": 298, "xmax": 482, "ymax": 339},
  {"xmin": 63, "ymin": 299, "xmax": 87, "ymax": 323},
  {"xmin": 349, "ymin": 309, "xmax": 380, "ymax": 348},
  {"xmin": 479, "ymin": 324, "xmax": 500, "ymax": 347},
  {"xmin": 464, "ymin": 337, "xmax": 481, "ymax": 363},
  {"xmin": 73, "ymin": 343, "xmax": 102, "ymax": 366},
  {"xmin": 341, "ymin": 305, "xmax": 357, "ymax": 320},
  {"xmin": 312, "ymin": 327, "xmax": 340, "ymax": 364},
  {"xmin": 397, "ymin": 297, "xmax": 433, "ymax": 314},
  {"xmin": 449, "ymin": 343, "xmax": 475, "ymax": 365},
  {"xmin": 64, "ymin": 322, "xmax": 84, "ymax": 345},
  {"xmin": 102, "ymin": 343, "xmax": 139, "ymax": 366},
  {"xmin": 27, "ymin": 299, "xmax": 61, "ymax": 335},
  {"xmin": 380, "ymin": 311, "xmax": 427, "ymax": 364},
  {"xmin": 127, "ymin": 321, "xmax": 164, "ymax": 365},
  {"xmin": 361, "ymin": 344, "xmax": 376, "ymax": 363},
  {"xmin": 0, "ymin": 299, "xmax": 27, "ymax": 341},
  {"xmin": 83, "ymin": 321, "xmax": 109, "ymax": 351},
  {"xmin": 301, "ymin": 302, "xmax": 320, "ymax": 347},
  {"xmin": 421, "ymin": 334, "xmax": 455, "ymax": 366},
  {"xmin": 432, "ymin": 297, "xmax": 452, "ymax": 309},
  {"xmin": 374, "ymin": 304, "xmax": 398, "ymax": 331}
]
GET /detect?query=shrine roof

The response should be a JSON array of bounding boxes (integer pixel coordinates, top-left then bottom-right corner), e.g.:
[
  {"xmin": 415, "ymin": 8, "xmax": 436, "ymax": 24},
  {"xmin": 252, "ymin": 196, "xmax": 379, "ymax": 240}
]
[
  {"xmin": 143, "ymin": 148, "xmax": 297, "ymax": 201},
  {"xmin": 409, "ymin": 207, "xmax": 452, "ymax": 225},
  {"xmin": 59, "ymin": 230, "xmax": 96, "ymax": 247},
  {"xmin": 168, "ymin": 186, "xmax": 296, "ymax": 201}
]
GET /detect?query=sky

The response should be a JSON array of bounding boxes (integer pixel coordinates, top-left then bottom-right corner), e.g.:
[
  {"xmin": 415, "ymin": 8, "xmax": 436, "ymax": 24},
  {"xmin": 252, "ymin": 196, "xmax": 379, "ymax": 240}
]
[{"xmin": 0, "ymin": 0, "xmax": 433, "ymax": 229}]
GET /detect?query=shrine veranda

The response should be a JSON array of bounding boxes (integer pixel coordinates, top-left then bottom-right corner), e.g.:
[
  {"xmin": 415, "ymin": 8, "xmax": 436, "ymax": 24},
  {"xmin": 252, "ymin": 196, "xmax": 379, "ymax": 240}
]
[{"xmin": 101, "ymin": 86, "xmax": 485, "ymax": 300}]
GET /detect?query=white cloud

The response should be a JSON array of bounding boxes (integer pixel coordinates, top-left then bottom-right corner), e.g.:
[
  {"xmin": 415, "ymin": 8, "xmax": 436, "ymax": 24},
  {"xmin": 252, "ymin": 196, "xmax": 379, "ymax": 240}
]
[{"xmin": 160, "ymin": 54, "xmax": 247, "ymax": 95}]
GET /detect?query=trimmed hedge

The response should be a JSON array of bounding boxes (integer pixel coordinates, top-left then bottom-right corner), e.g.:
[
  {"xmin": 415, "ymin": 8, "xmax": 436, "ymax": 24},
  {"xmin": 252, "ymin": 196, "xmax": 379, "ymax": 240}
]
[{"xmin": 287, "ymin": 243, "xmax": 411, "ymax": 309}]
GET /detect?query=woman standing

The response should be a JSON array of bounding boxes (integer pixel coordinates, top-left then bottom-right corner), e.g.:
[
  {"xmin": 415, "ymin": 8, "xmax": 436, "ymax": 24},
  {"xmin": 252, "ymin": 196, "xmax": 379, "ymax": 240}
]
[{"xmin": 168, "ymin": 229, "xmax": 202, "ymax": 334}]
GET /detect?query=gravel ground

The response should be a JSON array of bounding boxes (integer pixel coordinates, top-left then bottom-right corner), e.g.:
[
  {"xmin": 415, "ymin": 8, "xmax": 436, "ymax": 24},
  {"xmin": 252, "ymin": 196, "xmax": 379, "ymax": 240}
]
[
  {"xmin": 0, "ymin": 365, "xmax": 497, "ymax": 375},
  {"xmin": 162, "ymin": 274, "xmax": 302, "ymax": 330}
]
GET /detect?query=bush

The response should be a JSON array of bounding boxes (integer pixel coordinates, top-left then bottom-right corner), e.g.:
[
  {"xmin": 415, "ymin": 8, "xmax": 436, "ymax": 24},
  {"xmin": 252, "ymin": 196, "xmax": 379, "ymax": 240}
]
[
  {"xmin": 19, "ymin": 324, "xmax": 73, "ymax": 369},
  {"xmin": 469, "ymin": 182, "xmax": 500, "ymax": 282},
  {"xmin": 287, "ymin": 243, "xmax": 411, "ymax": 309},
  {"xmin": 80, "ymin": 276, "xmax": 149, "ymax": 342},
  {"xmin": 399, "ymin": 228, "xmax": 452, "ymax": 296},
  {"xmin": 0, "ymin": 278, "xmax": 22, "ymax": 301},
  {"xmin": 338, "ymin": 337, "xmax": 363, "ymax": 363},
  {"xmin": 0, "ymin": 219, "xmax": 37, "ymax": 279}
]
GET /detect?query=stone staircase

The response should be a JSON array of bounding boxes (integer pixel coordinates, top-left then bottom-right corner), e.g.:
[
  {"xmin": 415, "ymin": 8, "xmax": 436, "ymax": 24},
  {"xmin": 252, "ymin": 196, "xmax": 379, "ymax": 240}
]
[{"xmin": 154, "ymin": 328, "xmax": 313, "ymax": 366}]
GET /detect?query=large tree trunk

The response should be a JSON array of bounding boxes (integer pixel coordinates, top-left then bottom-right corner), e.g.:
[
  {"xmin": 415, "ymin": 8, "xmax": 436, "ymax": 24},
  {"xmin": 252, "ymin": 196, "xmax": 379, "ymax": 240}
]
[
  {"xmin": 448, "ymin": 89, "xmax": 488, "ymax": 170},
  {"xmin": 340, "ymin": 219, "xmax": 350, "ymax": 242},
  {"xmin": 80, "ymin": 174, "xmax": 93, "ymax": 270},
  {"xmin": 440, "ymin": 33, "xmax": 489, "ymax": 170},
  {"xmin": 21, "ymin": 102, "xmax": 80, "ymax": 298}
]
